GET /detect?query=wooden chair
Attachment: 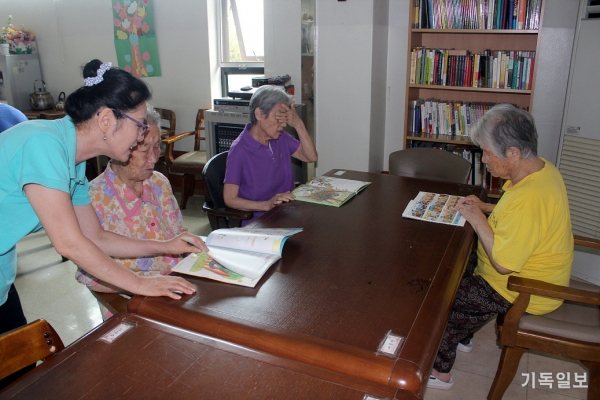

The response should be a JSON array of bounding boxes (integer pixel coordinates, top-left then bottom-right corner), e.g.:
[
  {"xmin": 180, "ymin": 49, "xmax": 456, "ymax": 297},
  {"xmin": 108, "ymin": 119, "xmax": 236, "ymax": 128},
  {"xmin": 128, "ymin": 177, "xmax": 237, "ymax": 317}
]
[
  {"xmin": 0, "ymin": 319, "xmax": 64, "ymax": 381},
  {"xmin": 154, "ymin": 107, "xmax": 177, "ymax": 139},
  {"xmin": 388, "ymin": 147, "xmax": 472, "ymax": 184},
  {"xmin": 488, "ymin": 235, "xmax": 600, "ymax": 400},
  {"xmin": 153, "ymin": 107, "xmax": 176, "ymax": 174},
  {"xmin": 202, "ymin": 151, "xmax": 253, "ymax": 230},
  {"xmin": 163, "ymin": 109, "xmax": 207, "ymax": 209}
]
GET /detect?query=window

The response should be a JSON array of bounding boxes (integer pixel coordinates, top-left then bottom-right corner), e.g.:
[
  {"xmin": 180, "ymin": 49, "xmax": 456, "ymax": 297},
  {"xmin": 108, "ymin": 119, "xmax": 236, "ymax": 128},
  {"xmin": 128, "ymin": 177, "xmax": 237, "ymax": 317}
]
[
  {"xmin": 220, "ymin": 66, "xmax": 264, "ymax": 97},
  {"xmin": 219, "ymin": 0, "xmax": 264, "ymax": 64}
]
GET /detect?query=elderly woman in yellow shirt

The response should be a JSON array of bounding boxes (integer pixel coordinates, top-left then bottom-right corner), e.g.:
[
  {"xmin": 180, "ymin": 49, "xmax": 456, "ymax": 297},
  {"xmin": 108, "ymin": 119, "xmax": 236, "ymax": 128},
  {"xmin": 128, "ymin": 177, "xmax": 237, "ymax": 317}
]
[
  {"xmin": 427, "ymin": 104, "xmax": 573, "ymax": 391},
  {"xmin": 76, "ymin": 104, "xmax": 192, "ymax": 318}
]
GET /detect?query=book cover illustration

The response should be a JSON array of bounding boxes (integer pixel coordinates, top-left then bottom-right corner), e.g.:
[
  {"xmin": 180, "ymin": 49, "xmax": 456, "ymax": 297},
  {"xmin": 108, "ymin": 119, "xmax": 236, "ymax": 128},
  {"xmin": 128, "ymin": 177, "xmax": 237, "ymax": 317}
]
[
  {"xmin": 402, "ymin": 191, "xmax": 466, "ymax": 226},
  {"xmin": 292, "ymin": 175, "xmax": 371, "ymax": 207},
  {"xmin": 175, "ymin": 250, "xmax": 259, "ymax": 287},
  {"xmin": 173, "ymin": 228, "xmax": 303, "ymax": 287}
]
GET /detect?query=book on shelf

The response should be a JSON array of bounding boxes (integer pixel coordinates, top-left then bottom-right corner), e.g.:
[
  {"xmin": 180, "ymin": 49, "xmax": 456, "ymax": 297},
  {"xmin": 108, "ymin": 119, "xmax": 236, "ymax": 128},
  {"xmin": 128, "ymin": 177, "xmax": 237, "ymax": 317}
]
[
  {"xmin": 413, "ymin": 0, "xmax": 541, "ymax": 30},
  {"xmin": 292, "ymin": 175, "xmax": 371, "ymax": 207},
  {"xmin": 409, "ymin": 47, "xmax": 535, "ymax": 90},
  {"xmin": 408, "ymin": 99, "xmax": 506, "ymax": 138},
  {"xmin": 402, "ymin": 191, "xmax": 466, "ymax": 226},
  {"xmin": 172, "ymin": 228, "xmax": 302, "ymax": 287}
]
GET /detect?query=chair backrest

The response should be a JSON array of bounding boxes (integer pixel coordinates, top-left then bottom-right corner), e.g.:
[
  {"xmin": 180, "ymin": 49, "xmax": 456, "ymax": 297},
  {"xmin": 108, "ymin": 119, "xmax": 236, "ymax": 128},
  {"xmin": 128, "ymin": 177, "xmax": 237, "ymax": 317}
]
[
  {"xmin": 192, "ymin": 109, "xmax": 206, "ymax": 151},
  {"xmin": 154, "ymin": 108, "xmax": 177, "ymax": 139},
  {"xmin": 202, "ymin": 151, "xmax": 229, "ymax": 209},
  {"xmin": 388, "ymin": 148, "xmax": 472, "ymax": 184},
  {"xmin": 0, "ymin": 319, "xmax": 64, "ymax": 380}
]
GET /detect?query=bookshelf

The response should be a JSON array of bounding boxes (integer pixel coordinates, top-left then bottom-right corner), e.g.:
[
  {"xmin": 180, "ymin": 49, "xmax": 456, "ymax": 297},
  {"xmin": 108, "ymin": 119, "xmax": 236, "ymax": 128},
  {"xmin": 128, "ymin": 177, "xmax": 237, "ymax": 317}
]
[{"xmin": 404, "ymin": 0, "xmax": 545, "ymax": 190}]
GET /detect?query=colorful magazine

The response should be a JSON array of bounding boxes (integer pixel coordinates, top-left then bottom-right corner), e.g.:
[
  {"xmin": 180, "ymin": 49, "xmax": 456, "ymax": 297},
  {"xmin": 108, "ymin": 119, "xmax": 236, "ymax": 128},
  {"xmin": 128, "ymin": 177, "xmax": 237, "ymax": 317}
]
[{"xmin": 402, "ymin": 191, "xmax": 466, "ymax": 226}]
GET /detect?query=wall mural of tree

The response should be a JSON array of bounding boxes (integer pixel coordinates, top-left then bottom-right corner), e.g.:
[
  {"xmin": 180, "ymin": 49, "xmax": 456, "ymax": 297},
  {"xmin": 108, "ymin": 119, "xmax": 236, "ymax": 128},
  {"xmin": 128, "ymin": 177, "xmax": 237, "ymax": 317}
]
[{"xmin": 112, "ymin": 0, "xmax": 161, "ymax": 77}]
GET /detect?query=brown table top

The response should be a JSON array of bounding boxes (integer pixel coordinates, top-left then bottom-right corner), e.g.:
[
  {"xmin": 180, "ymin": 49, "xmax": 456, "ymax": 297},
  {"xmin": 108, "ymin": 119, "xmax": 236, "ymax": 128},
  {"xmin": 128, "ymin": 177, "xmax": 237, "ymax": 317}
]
[
  {"xmin": 129, "ymin": 170, "xmax": 486, "ymax": 398},
  {"xmin": 2, "ymin": 314, "xmax": 406, "ymax": 399}
]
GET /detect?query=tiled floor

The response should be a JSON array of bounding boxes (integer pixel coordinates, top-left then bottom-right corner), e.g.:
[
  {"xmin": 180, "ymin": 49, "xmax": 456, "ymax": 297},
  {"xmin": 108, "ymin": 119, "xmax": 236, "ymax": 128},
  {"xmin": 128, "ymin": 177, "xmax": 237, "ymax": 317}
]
[{"xmin": 13, "ymin": 194, "xmax": 592, "ymax": 400}]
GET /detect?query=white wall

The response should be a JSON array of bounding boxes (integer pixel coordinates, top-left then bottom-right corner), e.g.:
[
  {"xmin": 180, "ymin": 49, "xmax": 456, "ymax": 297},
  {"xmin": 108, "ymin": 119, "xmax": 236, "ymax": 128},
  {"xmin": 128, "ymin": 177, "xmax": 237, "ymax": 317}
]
[
  {"xmin": 531, "ymin": 0, "xmax": 580, "ymax": 164},
  {"xmin": 383, "ymin": 0, "xmax": 410, "ymax": 171},
  {"xmin": 264, "ymin": 0, "xmax": 302, "ymax": 105},
  {"xmin": 314, "ymin": 0, "xmax": 386, "ymax": 175},
  {"xmin": 0, "ymin": 0, "xmax": 213, "ymax": 149},
  {"xmin": 367, "ymin": 0, "xmax": 389, "ymax": 172}
]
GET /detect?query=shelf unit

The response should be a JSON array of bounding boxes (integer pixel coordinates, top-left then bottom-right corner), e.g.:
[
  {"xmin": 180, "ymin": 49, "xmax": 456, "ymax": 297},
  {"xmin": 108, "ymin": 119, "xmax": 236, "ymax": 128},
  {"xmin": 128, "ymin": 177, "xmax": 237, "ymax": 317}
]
[{"xmin": 403, "ymin": 2, "xmax": 545, "ymax": 189}]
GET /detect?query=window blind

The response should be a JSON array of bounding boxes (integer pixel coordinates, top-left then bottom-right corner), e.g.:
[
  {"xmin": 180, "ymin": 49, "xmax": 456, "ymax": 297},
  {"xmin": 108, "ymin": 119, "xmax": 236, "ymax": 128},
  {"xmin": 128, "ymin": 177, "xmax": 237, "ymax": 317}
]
[{"xmin": 558, "ymin": 135, "xmax": 600, "ymax": 238}]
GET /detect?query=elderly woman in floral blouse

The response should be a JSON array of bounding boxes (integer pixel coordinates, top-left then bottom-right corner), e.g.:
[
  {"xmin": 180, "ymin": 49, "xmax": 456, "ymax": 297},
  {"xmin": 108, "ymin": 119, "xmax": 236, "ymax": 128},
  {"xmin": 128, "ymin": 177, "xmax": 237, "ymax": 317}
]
[{"xmin": 76, "ymin": 104, "xmax": 192, "ymax": 319}]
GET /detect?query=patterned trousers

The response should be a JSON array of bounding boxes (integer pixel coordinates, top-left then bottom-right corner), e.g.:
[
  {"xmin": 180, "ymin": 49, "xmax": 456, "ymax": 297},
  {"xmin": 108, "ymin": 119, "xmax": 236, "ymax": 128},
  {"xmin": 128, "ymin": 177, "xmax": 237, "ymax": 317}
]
[{"xmin": 433, "ymin": 259, "xmax": 512, "ymax": 373}]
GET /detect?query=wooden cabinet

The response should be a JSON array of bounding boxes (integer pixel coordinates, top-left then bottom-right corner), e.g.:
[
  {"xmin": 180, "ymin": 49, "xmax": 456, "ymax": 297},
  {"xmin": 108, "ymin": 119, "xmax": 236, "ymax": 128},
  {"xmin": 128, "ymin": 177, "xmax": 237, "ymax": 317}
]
[{"xmin": 403, "ymin": 1, "xmax": 545, "ymax": 188}]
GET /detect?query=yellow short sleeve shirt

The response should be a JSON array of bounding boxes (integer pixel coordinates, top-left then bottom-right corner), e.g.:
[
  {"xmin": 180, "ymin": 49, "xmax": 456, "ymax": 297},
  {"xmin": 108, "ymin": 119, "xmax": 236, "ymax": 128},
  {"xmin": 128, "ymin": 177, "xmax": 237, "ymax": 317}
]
[{"xmin": 474, "ymin": 159, "xmax": 573, "ymax": 315}]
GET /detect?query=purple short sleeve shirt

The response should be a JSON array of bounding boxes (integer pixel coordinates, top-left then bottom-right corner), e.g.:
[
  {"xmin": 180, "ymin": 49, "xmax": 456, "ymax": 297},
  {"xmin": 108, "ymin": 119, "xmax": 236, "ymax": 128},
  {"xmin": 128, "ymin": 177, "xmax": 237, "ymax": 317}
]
[{"xmin": 224, "ymin": 123, "xmax": 300, "ymax": 223}]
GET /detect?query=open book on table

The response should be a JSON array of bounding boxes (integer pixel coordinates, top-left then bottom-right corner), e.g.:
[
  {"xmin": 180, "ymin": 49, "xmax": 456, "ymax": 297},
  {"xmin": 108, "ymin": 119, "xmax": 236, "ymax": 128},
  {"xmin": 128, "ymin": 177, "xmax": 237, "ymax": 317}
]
[
  {"xmin": 402, "ymin": 191, "xmax": 466, "ymax": 226},
  {"xmin": 292, "ymin": 175, "xmax": 371, "ymax": 207},
  {"xmin": 172, "ymin": 228, "xmax": 302, "ymax": 287}
]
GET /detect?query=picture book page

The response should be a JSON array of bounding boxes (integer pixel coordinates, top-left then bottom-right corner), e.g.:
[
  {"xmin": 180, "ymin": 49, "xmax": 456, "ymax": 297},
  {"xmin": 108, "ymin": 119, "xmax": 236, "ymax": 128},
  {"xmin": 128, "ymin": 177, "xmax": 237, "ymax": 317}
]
[
  {"xmin": 205, "ymin": 228, "xmax": 303, "ymax": 256},
  {"xmin": 305, "ymin": 176, "xmax": 371, "ymax": 193},
  {"xmin": 402, "ymin": 191, "xmax": 466, "ymax": 226},
  {"xmin": 291, "ymin": 185, "xmax": 355, "ymax": 207},
  {"xmin": 207, "ymin": 246, "xmax": 281, "ymax": 279},
  {"xmin": 172, "ymin": 251, "xmax": 260, "ymax": 288}
]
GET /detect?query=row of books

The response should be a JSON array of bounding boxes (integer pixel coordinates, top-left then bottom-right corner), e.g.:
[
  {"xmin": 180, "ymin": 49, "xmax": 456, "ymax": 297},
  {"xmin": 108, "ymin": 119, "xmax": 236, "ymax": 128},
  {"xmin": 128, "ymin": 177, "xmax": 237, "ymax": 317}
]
[
  {"xmin": 408, "ymin": 99, "xmax": 502, "ymax": 136},
  {"xmin": 413, "ymin": 0, "xmax": 542, "ymax": 30},
  {"xmin": 410, "ymin": 47, "xmax": 535, "ymax": 90},
  {"xmin": 410, "ymin": 141, "xmax": 505, "ymax": 191}
]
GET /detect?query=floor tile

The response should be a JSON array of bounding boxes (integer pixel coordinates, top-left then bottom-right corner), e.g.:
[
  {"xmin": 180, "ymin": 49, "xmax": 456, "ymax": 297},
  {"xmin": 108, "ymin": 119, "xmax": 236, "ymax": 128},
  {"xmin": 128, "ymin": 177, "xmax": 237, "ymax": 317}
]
[
  {"xmin": 525, "ymin": 351, "xmax": 588, "ymax": 399},
  {"xmin": 453, "ymin": 316, "xmax": 528, "ymax": 384},
  {"xmin": 423, "ymin": 369, "xmax": 527, "ymax": 400}
]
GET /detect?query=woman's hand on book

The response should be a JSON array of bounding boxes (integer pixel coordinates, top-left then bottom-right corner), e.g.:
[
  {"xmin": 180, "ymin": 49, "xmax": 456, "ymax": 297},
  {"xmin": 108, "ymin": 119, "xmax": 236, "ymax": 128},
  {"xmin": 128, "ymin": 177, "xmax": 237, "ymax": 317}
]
[
  {"xmin": 171, "ymin": 233, "xmax": 209, "ymax": 253},
  {"xmin": 265, "ymin": 191, "xmax": 295, "ymax": 210},
  {"xmin": 456, "ymin": 195, "xmax": 494, "ymax": 214}
]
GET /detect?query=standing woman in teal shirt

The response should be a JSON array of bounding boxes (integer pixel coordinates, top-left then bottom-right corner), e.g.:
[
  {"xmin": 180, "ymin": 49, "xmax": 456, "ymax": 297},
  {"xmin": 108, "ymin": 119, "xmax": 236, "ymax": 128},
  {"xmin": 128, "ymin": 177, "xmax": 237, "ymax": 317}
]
[{"xmin": 0, "ymin": 59, "xmax": 207, "ymax": 337}]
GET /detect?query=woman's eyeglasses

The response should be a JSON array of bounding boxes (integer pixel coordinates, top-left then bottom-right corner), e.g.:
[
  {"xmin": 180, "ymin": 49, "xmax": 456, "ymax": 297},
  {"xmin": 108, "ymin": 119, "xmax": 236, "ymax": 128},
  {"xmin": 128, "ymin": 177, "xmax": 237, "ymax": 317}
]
[{"xmin": 112, "ymin": 109, "xmax": 149, "ymax": 136}]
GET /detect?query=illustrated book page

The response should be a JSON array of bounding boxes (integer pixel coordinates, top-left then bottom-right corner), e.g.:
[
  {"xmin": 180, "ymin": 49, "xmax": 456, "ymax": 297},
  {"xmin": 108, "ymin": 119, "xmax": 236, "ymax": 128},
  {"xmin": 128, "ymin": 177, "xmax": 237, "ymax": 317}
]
[
  {"xmin": 292, "ymin": 175, "xmax": 371, "ymax": 207},
  {"xmin": 172, "ymin": 228, "xmax": 302, "ymax": 287},
  {"xmin": 402, "ymin": 191, "xmax": 466, "ymax": 226}
]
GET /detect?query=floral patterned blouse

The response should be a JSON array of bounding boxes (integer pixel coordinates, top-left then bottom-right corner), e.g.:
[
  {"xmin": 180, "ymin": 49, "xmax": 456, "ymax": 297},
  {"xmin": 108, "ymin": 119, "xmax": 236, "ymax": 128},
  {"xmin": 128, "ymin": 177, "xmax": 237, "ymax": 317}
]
[{"xmin": 75, "ymin": 163, "xmax": 186, "ymax": 289}]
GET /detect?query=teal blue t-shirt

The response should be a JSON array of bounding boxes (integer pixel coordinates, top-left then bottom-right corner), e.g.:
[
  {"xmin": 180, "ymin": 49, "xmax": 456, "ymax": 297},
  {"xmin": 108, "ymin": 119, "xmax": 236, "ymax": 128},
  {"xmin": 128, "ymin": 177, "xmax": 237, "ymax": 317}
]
[{"xmin": 0, "ymin": 117, "xmax": 90, "ymax": 305}]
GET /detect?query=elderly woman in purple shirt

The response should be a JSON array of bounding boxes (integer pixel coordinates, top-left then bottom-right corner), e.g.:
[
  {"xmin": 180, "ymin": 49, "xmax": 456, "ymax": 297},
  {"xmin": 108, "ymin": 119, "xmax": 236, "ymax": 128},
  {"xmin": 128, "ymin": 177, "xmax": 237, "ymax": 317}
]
[{"xmin": 223, "ymin": 85, "xmax": 318, "ymax": 225}]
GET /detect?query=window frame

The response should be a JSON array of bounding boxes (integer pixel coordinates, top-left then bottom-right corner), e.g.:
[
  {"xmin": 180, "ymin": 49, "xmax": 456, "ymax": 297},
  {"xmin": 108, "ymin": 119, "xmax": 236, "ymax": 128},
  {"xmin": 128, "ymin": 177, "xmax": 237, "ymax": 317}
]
[{"xmin": 217, "ymin": 0, "xmax": 265, "ymax": 66}]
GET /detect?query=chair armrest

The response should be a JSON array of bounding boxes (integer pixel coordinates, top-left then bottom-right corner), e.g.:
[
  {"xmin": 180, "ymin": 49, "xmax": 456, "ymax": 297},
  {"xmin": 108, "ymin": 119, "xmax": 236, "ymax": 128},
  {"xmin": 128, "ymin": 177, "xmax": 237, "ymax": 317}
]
[
  {"xmin": 202, "ymin": 204, "xmax": 254, "ymax": 220},
  {"xmin": 162, "ymin": 131, "xmax": 195, "ymax": 145},
  {"xmin": 501, "ymin": 276, "xmax": 600, "ymax": 346},
  {"xmin": 574, "ymin": 234, "xmax": 600, "ymax": 250},
  {"xmin": 508, "ymin": 276, "xmax": 600, "ymax": 306}
]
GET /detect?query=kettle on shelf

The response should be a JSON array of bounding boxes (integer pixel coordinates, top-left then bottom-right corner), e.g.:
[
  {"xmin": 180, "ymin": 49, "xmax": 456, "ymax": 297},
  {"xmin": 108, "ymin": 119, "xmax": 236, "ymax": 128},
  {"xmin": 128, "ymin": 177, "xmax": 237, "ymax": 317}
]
[
  {"xmin": 30, "ymin": 80, "xmax": 55, "ymax": 111},
  {"xmin": 55, "ymin": 92, "xmax": 66, "ymax": 111}
]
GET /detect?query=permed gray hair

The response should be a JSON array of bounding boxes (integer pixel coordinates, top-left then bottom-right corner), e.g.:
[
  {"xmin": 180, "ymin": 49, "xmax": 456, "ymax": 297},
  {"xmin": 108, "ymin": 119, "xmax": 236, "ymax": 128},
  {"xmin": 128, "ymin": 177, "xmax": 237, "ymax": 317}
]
[
  {"xmin": 470, "ymin": 103, "xmax": 538, "ymax": 159},
  {"xmin": 146, "ymin": 103, "xmax": 161, "ymax": 127},
  {"xmin": 249, "ymin": 85, "xmax": 293, "ymax": 125}
]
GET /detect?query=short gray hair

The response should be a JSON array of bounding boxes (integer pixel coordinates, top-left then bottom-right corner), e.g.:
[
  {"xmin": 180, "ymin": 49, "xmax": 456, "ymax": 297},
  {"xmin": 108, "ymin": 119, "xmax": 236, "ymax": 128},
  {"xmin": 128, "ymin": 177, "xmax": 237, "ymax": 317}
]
[
  {"xmin": 146, "ymin": 103, "xmax": 161, "ymax": 126},
  {"xmin": 471, "ymin": 103, "xmax": 538, "ymax": 159},
  {"xmin": 249, "ymin": 85, "xmax": 293, "ymax": 125}
]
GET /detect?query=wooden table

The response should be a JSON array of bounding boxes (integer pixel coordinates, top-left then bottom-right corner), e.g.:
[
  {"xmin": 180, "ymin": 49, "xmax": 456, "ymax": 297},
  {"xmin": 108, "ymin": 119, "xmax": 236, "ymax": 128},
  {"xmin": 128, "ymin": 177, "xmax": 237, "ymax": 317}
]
[
  {"xmin": 1, "ymin": 313, "xmax": 399, "ymax": 399},
  {"xmin": 21, "ymin": 109, "xmax": 66, "ymax": 120},
  {"xmin": 128, "ymin": 170, "xmax": 486, "ymax": 398}
]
